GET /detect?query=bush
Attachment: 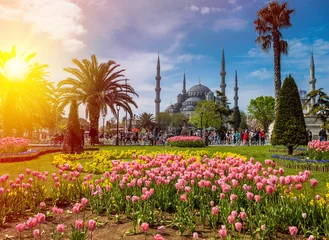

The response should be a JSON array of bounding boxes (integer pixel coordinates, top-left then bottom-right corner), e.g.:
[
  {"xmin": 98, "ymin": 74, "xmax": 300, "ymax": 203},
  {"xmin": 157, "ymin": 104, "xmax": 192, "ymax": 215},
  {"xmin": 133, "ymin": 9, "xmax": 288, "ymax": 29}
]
[
  {"xmin": 166, "ymin": 136, "xmax": 205, "ymax": 147},
  {"xmin": 0, "ymin": 137, "xmax": 28, "ymax": 154},
  {"xmin": 65, "ymin": 100, "xmax": 81, "ymax": 153},
  {"xmin": 271, "ymin": 75, "xmax": 307, "ymax": 155}
]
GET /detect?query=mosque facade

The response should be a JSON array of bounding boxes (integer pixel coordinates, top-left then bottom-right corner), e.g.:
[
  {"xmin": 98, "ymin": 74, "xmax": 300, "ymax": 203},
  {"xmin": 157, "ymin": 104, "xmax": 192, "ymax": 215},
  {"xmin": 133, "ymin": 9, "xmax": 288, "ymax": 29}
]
[{"xmin": 155, "ymin": 48, "xmax": 239, "ymax": 118}]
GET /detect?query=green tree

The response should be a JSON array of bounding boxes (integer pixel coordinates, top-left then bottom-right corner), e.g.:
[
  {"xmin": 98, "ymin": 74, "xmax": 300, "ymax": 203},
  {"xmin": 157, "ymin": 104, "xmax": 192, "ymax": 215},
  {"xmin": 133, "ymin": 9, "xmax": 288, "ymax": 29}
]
[
  {"xmin": 58, "ymin": 55, "xmax": 138, "ymax": 139},
  {"xmin": 254, "ymin": 1, "xmax": 294, "ymax": 112},
  {"xmin": 171, "ymin": 113, "xmax": 187, "ymax": 128},
  {"xmin": 240, "ymin": 111, "xmax": 248, "ymax": 130},
  {"xmin": 0, "ymin": 46, "xmax": 50, "ymax": 137},
  {"xmin": 247, "ymin": 96, "xmax": 275, "ymax": 131},
  {"xmin": 137, "ymin": 112, "xmax": 156, "ymax": 131},
  {"xmin": 215, "ymin": 90, "xmax": 233, "ymax": 131},
  {"xmin": 156, "ymin": 112, "xmax": 172, "ymax": 131},
  {"xmin": 66, "ymin": 100, "xmax": 81, "ymax": 153},
  {"xmin": 232, "ymin": 107, "xmax": 241, "ymax": 131},
  {"xmin": 271, "ymin": 75, "xmax": 307, "ymax": 155},
  {"xmin": 190, "ymin": 100, "xmax": 221, "ymax": 130},
  {"xmin": 304, "ymin": 88, "xmax": 329, "ymax": 129}
]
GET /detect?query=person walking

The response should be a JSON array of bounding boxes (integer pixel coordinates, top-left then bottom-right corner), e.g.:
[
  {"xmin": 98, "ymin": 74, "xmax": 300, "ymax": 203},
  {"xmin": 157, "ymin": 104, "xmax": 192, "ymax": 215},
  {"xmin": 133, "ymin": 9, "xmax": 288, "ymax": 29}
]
[
  {"xmin": 307, "ymin": 129, "xmax": 313, "ymax": 142},
  {"xmin": 260, "ymin": 129, "xmax": 265, "ymax": 145},
  {"xmin": 319, "ymin": 128, "xmax": 326, "ymax": 142},
  {"xmin": 204, "ymin": 130, "xmax": 209, "ymax": 146},
  {"xmin": 153, "ymin": 127, "xmax": 159, "ymax": 146},
  {"xmin": 89, "ymin": 127, "xmax": 97, "ymax": 146}
]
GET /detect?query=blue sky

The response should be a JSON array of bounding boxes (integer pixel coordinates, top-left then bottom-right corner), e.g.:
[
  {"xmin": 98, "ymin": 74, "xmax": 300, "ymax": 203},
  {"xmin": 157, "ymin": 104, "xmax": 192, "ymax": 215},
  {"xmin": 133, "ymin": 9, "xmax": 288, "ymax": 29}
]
[{"xmin": 0, "ymin": 0, "xmax": 328, "ymax": 121}]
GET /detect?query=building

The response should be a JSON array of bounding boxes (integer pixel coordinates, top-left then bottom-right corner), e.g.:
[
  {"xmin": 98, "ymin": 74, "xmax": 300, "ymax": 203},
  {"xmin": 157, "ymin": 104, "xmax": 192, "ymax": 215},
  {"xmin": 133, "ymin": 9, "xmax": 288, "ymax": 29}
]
[{"xmin": 155, "ymin": 47, "xmax": 239, "ymax": 118}]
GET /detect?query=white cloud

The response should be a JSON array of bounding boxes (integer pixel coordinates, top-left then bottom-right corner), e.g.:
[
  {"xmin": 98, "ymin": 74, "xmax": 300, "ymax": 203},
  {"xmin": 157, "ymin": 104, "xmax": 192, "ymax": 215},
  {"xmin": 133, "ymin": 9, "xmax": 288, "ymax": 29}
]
[
  {"xmin": 190, "ymin": 4, "xmax": 200, "ymax": 12},
  {"xmin": 213, "ymin": 17, "xmax": 248, "ymax": 31},
  {"xmin": 228, "ymin": 0, "xmax": 237, "ymax": 4},
  {"xmin": 249, "ymin": 68, "xmax": 272, "ymax": 80},
  {"xmin": 0, "ymin": 0, "xmax": 86, "ymax": 52},
  {"xmin": 187, "ymin": 4, "xmax": 236, "ymax": 14},
  {"xmin": 231, "ymin": 5, "xmax": 242, "ymax": 12},
  {"xmin": 201, "ymin": 7, "xmax": 211, "ymax": 14}
]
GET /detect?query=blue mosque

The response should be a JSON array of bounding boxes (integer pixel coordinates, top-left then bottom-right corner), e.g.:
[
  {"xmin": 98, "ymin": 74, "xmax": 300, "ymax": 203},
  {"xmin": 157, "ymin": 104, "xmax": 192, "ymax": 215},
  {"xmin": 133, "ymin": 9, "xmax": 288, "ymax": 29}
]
[{"xmin": 154, "ymin": 48, "xmax": 239, "ymax": 118}]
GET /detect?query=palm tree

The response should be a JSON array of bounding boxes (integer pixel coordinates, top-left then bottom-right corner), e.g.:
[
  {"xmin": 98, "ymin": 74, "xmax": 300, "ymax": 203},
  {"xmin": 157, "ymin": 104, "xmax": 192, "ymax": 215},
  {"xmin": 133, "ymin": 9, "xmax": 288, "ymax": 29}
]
[
  {"xmin": 137, "ymin": 112, "xmax": 156, "ymax": 131},
  {"xmin": 305, "ymin": 88, "xmax": 329, "ymax": 128},
  {"xmin": 254, "ymin": 1, "xmax": 294, "ymax": 112},
  {"xmin": 58, "ymin": 55, "xmax": 138, "ymax": 138},
  {"xmin": 0, "ymin": 46, "xmax": 49, "ymax": 136}
]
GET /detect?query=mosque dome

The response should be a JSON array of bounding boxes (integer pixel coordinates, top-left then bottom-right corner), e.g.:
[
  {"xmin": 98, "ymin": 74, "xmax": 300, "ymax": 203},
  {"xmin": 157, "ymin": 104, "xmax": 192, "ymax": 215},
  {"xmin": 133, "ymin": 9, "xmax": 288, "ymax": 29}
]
[
  {"xmin": 183, "ymin": 105, "xmax": 195, "ymax": 111},
  {"xmin": 187, "ymin": 83, "xmax": 211, "ymax": 97}
]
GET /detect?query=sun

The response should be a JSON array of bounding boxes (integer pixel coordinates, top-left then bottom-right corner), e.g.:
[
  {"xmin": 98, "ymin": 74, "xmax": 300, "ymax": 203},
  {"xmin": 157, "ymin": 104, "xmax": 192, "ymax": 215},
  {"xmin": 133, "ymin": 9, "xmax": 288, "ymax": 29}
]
[{"xmin": 3, "ymin": 58, "xmax": 28, "ymax": 82}]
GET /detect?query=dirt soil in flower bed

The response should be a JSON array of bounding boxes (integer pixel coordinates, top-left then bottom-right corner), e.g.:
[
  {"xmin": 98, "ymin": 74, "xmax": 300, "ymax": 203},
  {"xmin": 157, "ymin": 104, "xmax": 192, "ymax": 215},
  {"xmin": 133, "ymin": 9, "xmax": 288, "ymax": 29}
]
[{"xmin": 0, "ymin": 210, "xmax": 309, "ymax": 240}]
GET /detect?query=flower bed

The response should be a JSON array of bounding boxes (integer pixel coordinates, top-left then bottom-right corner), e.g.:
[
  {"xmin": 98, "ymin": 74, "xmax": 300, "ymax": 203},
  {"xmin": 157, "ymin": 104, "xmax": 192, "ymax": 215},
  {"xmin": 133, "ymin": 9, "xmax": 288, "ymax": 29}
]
[
  {"xmin": 308, "ymin": 140, "xmax": 329, "ymax": 160},
  {"xmin": 0, "ymin": 148, "xmax": 62, "ymax": 163},
  {"xmin": 271, "ymin": 140, "xmax": 329, "ymax": 172},
  {"xmin": 1, "ymin": 154, "xmax": 328, "ymax": 239},
  {"xmin": 0, "ymin": 137, "xmax": 28, "ymax": 154},
  {"xmin": 166, "ymin": 136, "xmax": 205, "ymax": 147},
  {"xmin": 52, "ymin": 150, "xmax": 246, "ymax": 173}
]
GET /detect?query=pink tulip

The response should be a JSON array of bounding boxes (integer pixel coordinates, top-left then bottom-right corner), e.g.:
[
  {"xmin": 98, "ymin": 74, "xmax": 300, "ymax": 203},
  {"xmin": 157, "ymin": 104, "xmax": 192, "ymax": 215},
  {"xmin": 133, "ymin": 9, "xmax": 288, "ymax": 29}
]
[
  {"xmin": 40, "ymin": 202, "xmax": 46, "ymax": 209},
  {"xmin": 81, "ymin": 198, "xmax": 88, "ymax": 206},
  {"xmin": 57, "ymin": 208, "xmax": 63, "ymax": 215},
  {"xmin": 302, "ymin": 213, "xmax": 307, "ymax": 219},
  {"xmin": 230, "ymin": 194, "xmax": 237, "ymax": 201},
  {"xmin": 261, "ymin": 224, "xmax": 266, "ymax": 231},
  {"xmin": 235, "ymin": 222, "xmax": 242, "ymax": 231},
  {"xmin": 16, "ymin": 223, "xmax": 25, "ymax": 233},
  {"xmin": 26, "ymin": 218, "xmax": 38, "ymax": 229},
  {"xmin": 218, "ymin": 225, "xmax": 227, "ymax": 239},
  {"xmin": 240, "ymin": 212, "xmax": 247, "ymax": 221},
  {"xmin": 246, "ymin": 192, "xmax": 254, "ymax": 201},
  {"xmin": 310, "ymin": 178, "xmax": 318, "ymax": 187},
  {"xmin": 212, "ymin": 207, "xmax": 219, "ymax": 215},
  {"xmin": 308, "ymin": 235, "xmax": 315, "ymax": 240},
  {"xmin": 33, "ymin": 229, "xmax": 40, "ymax": 239},
  {"xmin": 231, "ymin": 211, "xmax": 238, "ymax": 217},
  {"xmin": 153, "ymin": 234, "xmax": 165, "ymax": 240},
  {"xmin": 57, "ymin": 224, "xmax": 65, "ymax": 233},
  {"xmin": 254, "ymin": 195, "xmax": 261, "ymax": 202},
  {"xmin": 157, "ymin": 225, "xmax": 165, "ymax": 234},
  {"xmin": 193, "ymin": 232, "xmax": 199, "ymax": 239},
  {"xmin": 228, "ymin": 215, "xmax": 235, "ymax": 224},
  {"xmin": 289, "ymin": 226, "xmax": 298, "ymax": 236},
  {"xmin": 88, "ymin": 220, "xmax": 97, "ymax": 231},
  {"xmin": 75, "ymin": 219, "xmax": 84, "ymax": 231},
  {"xmin": 180, "ymin": 194, "xmax": 187, "ymax": 202},
  {"xmin": 35, "ymin": 213, "xmax": 46, "ymax": 224},
  {"xmin": 220, "ymin": 193, "xmax": 225, "ymax": 199},
  {"xmin": 132, "ymin": 196, "xmax": 140, "ymax": 203},
  {"xmin": 316, "ymin": 195, "xmax": 321, "ymax": 200},
  {"xmin": 141, "ymin": 222, "xmax": 149, "ymax": 232}
]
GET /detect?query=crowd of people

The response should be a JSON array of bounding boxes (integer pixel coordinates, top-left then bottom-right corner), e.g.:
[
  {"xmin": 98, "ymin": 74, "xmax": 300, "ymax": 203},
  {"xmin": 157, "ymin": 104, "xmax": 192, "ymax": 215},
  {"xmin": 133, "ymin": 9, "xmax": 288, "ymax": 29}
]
[{"xmin": 201, "ymin": 129, "xmax": 267, "ymax": 146}]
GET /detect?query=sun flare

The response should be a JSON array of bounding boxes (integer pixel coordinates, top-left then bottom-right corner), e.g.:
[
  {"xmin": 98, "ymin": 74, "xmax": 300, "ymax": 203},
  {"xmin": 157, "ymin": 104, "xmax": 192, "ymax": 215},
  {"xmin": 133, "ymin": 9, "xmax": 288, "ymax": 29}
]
[{"xmin": 3, "ymin": 58, "xmax": 28, "ymax": 82}]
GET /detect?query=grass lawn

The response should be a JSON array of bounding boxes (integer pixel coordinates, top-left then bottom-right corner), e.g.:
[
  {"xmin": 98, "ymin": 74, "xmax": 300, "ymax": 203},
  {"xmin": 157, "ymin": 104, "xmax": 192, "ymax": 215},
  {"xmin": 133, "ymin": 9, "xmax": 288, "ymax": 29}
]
[{"xmin": 1, "ymin": 145, "xmax": 328, "ymax": 195}]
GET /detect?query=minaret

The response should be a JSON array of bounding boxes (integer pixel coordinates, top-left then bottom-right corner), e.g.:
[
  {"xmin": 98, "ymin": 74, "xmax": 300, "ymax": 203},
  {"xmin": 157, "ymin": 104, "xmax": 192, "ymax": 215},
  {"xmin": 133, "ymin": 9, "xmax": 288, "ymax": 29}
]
[
  {"xmin": 155, "ymin": 54, "xmax": 161, "ymax": 119},
  {"xmin": 182, "ymin": 72, "xmax": 186, "ymax": 95},
  {"xmin": 234, "ymin": 70, "xmax": 239, "ymax": 108},
  {"xmin": 309, "ymin": 49, "xmax": 316, "ymax": 107},
  {"xmin": 220, "ymin": 47, "xmax": 226, "ymax": 96}
]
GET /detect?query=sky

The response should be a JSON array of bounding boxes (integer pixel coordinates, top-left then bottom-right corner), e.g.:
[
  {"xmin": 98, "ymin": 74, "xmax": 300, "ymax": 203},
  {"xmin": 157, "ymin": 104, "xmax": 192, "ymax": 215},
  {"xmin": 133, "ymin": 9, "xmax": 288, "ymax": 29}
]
[{"xmin": 0, "ymin": 0, "xmax": 329, "ymax": 123}]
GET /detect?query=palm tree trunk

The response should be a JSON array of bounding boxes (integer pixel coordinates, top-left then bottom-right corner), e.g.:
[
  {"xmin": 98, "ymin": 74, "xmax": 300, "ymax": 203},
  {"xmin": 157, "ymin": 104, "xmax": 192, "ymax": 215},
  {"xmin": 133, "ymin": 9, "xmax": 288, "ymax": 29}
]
[
  {"xmin": 273, "ymin": 31, "xmax": 281, "ymax": 114},
  {"xmin": 89, "ymin": 106, "xmax": 100, "ymax": 144}
]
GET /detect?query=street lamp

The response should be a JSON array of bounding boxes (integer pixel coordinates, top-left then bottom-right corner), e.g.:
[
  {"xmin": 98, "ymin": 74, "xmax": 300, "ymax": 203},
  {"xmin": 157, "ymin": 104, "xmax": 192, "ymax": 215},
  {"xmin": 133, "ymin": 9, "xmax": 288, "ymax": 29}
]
[
  {"xmin": 200, "ymin": 112, "xmax": 203, "ymax": 137},
  {"xmin": 116, "ymin": 105, "xmax": 120, "ymax": 146},
  {"xmin": 102, "ymin": 114, "xmax": 106, "ymax": 139},
  {"xmin": 125, "ymin": 78, "xmax": 129, "ymax": 131}
]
